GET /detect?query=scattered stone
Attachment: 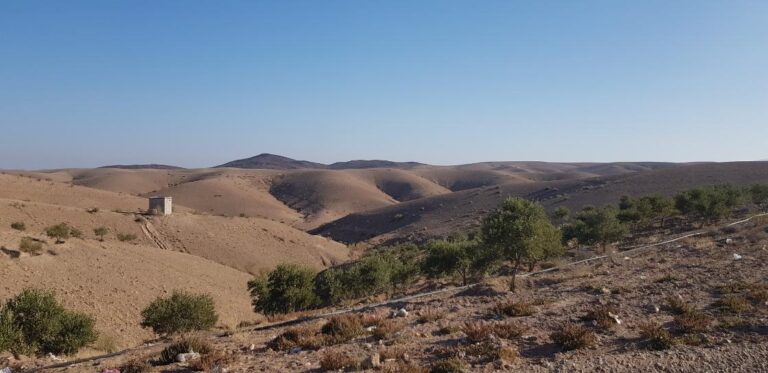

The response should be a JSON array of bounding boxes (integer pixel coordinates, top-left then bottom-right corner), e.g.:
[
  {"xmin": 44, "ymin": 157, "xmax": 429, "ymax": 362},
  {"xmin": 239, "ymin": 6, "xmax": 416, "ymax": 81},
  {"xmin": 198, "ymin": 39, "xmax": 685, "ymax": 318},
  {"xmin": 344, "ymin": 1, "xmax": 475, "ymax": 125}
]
[
  {"xmin": 608, "ymin": 312, "xmax": 622, "ymax": 324},
  {"xmin": 362, "ymin": 353, "xmax": 381, "ymax": 369},
  {"xmin": 726, "ymin": 238, "xmax": 734, "ymax": 245},
  {"xmin": 395, "ymin": 308, "xmax": 409, "ymax": 318},
  {"xmin": 733, "ymin": 253, "xmax": 742, "ymax": 260},
  {"xmin": 176, "ymin": 352, "xmax": 200, "ymax": 363},
  {"xmin": 47, "ymin": 353, "xmax": 62, "ymax": 362},
  {"xmin": 600, "ymin": 287, "xmax": 611, "ymax": 295}
]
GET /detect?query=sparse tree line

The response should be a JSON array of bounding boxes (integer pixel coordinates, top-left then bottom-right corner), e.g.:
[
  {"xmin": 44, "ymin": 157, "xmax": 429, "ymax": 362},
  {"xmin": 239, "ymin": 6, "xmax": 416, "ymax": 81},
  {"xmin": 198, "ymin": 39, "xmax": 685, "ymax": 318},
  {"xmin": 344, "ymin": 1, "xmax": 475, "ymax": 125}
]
[
  {"xmin": 0, "ymin": 183, "xmax": 766, "ymax": 356},
  {"xmin": 249, "ymin": 183, "xmax": 768, "ymax": 314}
]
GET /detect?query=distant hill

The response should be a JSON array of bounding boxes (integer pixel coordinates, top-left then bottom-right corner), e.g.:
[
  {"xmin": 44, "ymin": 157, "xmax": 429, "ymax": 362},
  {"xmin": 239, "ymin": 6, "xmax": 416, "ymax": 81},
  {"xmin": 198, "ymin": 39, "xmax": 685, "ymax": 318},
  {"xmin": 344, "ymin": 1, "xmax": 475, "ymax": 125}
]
[
  {"xmin": 328, "ymin": 160, "xmax": 425, "ymax": 169},
  {"xmin": 216, "ymin": 153, "xmax": 326, "ymax": 169},
  {"xmin": 99, "ymin": 164, "xmax": 184, "ymax": 170}
]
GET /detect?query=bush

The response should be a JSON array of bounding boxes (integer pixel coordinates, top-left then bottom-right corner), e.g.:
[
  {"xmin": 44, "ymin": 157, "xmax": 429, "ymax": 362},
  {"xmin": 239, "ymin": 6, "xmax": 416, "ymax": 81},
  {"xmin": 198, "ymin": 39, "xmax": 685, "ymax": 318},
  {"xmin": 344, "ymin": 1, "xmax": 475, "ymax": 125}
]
[
  {"xmin": 267, "ymin": 325, "xmax": 323, "ymax": 351},
  {"xmin": 562, "ymin": 206, "xmax": 627, "ymax": 251},
  {"xmin": 583, "ymin": 304, "xmax": 620, "ymax": 330},
  {"xmin": 675, "ymin": 185, "xmax": 746, "ymax": 226},
  {"xmin": 189, "ymin": 349, "xmax": 234, "ymax": 372},
  {"xmin": 46, "ymin": 223, "xmax": 73, "ymax": 243},
  {"xmin": 1, "ymin": 288, "xmax": 97, "ymax": 355},
  {"xmin": 666, "ymin": 296, "xmax": 694, "ymax": 315},
  {"xmin": 320, "ymin": 350, "xmax": 359, "ymax": 371},
  {"xmin": 321, "ymin": 314, "xmax": 363, "ymax": 344},
  {"xmin": 117, "ymin": 233, "xmax": 137, "ymax": 242},
  {"xmin": 712, "ymin": 296, "xmax": 751, "ymax": 314},
  {"xmin": 94, "ymin": 226, "xmax": 109, "ymax": 241},
  {"xmin": 141, "ymin": 291, "xmax": 218, "ymax": 335},
  {"xmin": 550, "ymin": 323, "xmax": 596, "ymax": 351},
  {"xmin": 430, "ymin": 358, "xmax": 466, "ymax": 373},
  {"xmin": 249, "ymin": 264, "xmax": 320, "ymax": 315},
  {"xmin": 461, "ymin": 321, "xmax": 495, "ymax": 343},
  {"xmin": 159, "ymin": 336, "xmax": 212, "ymax": 364},
  {"xmin": 372, "ymin": 319, "xmax": 405, "ymax": 340},
  {"xmin": 18, "ymin": 237, "xmax": 43, "ymax": 255},
  {"xmin": 10, "ymin": 222, "xmax": 25, "ymax": 231},
  {"xmin": 69, "ymin": 227, "xmax": 83, "ymax": 239},
  {"xmin": 674, "ymin": 311, "xmax": 713, "ymax": 333},
  {"xmin": 119, "ymin": 359, "xmax": 152, "ymax": 373},
  {"xmin": 417, "ymin": 307, "xmax": 445, "ymax": 324},
  {"xmin": 422, "ymin": 237, "xmax": 494, "ymax": 286},
  {"xmin": 638, "ymin": 322, "xmax": 675, "ymax": 350}
]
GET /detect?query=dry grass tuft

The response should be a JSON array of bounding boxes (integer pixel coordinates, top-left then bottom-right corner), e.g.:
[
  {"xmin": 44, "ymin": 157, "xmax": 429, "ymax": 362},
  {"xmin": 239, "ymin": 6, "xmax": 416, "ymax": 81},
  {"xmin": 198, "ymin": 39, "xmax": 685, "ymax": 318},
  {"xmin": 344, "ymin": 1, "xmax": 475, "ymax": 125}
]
[
  {"xmin": 119, "ymin": 359, "xmax": 152, "ymax": 373},
  {"xmin": 638, "ymin": 322, "xmax": 676, "ymax": 350},
  {"xmin": 430, "ymin": 357, "xmax": 467, "ymax": 373},
  {"xmin": 674, "ymin": 311, "xmax": 713, "ymax": 333},
  {"xmin": 492, "ymin": 300, "xmax": 536, "ymax": 317},
  {"xmin": 583, "ymin": 304, "xmax": 620, "ymax": 330},
  {"xmin": 19, "ymin": 237, "xmax": 43, "ymax": 255},
  {"xmin": 321, "ymin": 314, "xmax": 364, "ymax": 344},
  {"xmin": 461, "ymin": 321, "xmax": 494, "ymax": 343},
  {"xmin": 373, "ymin": 319, "xmax": 406, "ymax": 340},
  {"xmin": 361, "ymin": 309, "xmax": 388, "ymax": 327},
  {"xmin": 550, "ymin": 323, "xmax": 597, "ymax": 351},
  {"xmin": 380, "ymin": 345, "xmax": 408, "ymax": 361},
  {"xmin": 189, "ymin": 349, "xmax": 235, "ymax": 372},
  {"xmin": 464, "ymin": 341, "xmax": 519, "ymax": 363},
  {"xmin": 712, "ymin": 296, "xmax": 751, "ymax": 314},
  {"xmin": 159, "ymin": 336, "xmax": 212, "ymax": 365},
  {"xmin": 417, "ymin": 307, "xmax": 445, "ymax": 324},
  {"xmin": 666, "ymin": 296, "xmax": 695, "ymax": 315},
  {"xmin": 319, "ymin": 350, "xmax": 359, "ymax": 372},
  {"xmin": 382, "ymin": 362, "xmax": 430, "ymax": 373},
  {"xmin": 267, "ymin": 325, "xmax": 323, "ymax": 351}
]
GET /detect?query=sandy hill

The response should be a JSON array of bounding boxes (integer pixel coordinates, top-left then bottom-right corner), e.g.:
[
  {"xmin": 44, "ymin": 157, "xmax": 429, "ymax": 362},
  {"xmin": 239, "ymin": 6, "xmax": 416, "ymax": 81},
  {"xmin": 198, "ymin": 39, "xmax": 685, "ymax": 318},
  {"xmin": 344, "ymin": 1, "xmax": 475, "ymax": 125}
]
[
  {"xmin": 0, "ymin": 172, "xmax": 349, "ymax": 273},
  {"xmin": 313, "ymin": 161, "xmax": 768, "ymax": 244},
  {"xmin": 98, "ymin": 164, "xmax": 185, "ymax": 170},
  {"xmin": 0, "ymin": 229, "xmax": 255, "ymax": 349},
  {"xmin": 328, "ymin": 160, "xmax": 425, "ymax": 169},
  {"xmin": 216, "ymin": 153, "xmax": 326, "ymax": 170}
]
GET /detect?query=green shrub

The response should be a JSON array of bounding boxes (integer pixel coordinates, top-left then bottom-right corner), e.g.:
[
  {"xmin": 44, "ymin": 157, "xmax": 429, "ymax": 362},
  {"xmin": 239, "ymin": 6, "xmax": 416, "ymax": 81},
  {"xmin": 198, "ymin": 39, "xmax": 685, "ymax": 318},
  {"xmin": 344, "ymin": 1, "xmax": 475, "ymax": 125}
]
[
  {"xmin": 141, "ymin": 291, "xmax": 218, "ymax": 335},
  {"xmin": 94, "ymin": 226, "xmax": 109, "ymax": 241},
  {"xmin": 249, "ymin": 264, "xmax": 320, "ymax": 315},
  {"xmin": 18, "ymin": 237, "xmax": 43, "ymax": 255},
  {"xmin": 69, "ymin": 227, "xmax": 83, "ymax": 239},
  {"xmin": 562, "ymin": 206, "xmax": 627, "ymax": 251},
  {"xmin": 10, "ymin": 222, "xmax": 25, "ymax": 231},
  {"xmin": 46, "ymin": 223, "xmax": 72, "ymax": 243},
  {"xmin": 675, "ymin": 185, "xmax": 746, "ymax": 226},
  {"xmin": 1, "ymin": 289, "xmax": 97, "ymax": 355},
  {"xmin": 422, "ymin": 237, "xmax": 494, "ymax": 286}
]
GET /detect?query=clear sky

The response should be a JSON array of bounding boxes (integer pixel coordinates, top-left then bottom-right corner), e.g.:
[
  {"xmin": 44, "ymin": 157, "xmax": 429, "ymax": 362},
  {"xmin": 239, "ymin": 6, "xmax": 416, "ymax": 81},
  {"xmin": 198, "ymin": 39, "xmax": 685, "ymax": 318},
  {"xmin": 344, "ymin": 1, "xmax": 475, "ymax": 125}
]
[{"xmin": 1, "ymin": 1, "xmax": 767, "ymax": 169}]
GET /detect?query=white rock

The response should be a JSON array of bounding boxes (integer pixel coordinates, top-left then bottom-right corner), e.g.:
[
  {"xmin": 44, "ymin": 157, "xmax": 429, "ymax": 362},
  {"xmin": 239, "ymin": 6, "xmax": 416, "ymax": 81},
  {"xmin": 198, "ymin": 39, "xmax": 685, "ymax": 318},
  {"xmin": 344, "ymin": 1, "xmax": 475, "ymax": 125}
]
[
  {"xmin": 365, "ymin": 326, "xmax": 377, "ymax": 332},
  {"xmin": 608, "ymin": 312, "xmax": 622, "ymax": 324},
  {"xmin": 47, "ymin": 353, "xmax": 63, "ymax": 362},
  {"xmin": 733, "ymin": 253, "xmax": 743, "ymax": 260},
  {"xmin": 726, "ymin": 238, "xmax": 734, "ymax": 245},
  {"xmin": 176, "ymin": 352, "xmax": 200, "ymax": 362},
  {"xmin": 248, "ymin": 343, "xmax": 256, "ymax": 351},
  {"xmin": 396, "ymin": 308, "xmax": 409, "ymax": 317}
]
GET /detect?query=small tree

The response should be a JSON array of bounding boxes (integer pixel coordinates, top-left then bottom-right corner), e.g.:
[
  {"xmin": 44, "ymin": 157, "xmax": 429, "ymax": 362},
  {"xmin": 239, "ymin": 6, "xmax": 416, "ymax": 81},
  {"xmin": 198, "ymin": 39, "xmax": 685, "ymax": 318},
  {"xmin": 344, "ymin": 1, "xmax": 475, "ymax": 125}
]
[
  {"xmin": 563, "ymin": 206, "xmax": 628, "ymax": 252},
  {"xmin": 750, "ymin": 184, "xmax": 768, "ymax": 208},
  {"xmin": 675, "ymin": 185, "xmax": 746, "ymax": 226},
  {"xmin": 248, "ymin": 264, "xmax": 320, "ymax": 315},
  {"xmin": 481, "ymin": 198, "xmax": 563, "ymax": 292},
  {"xmin": 1, "ymin": 289, "xmax": 97, "ymax": 355},
  {"xmin": 141, "ymin": 291, "xmax": 218, "ymax": 336},
  {"xmin": 46, "ymin": 223, "xmax": 72, "ymax": 244},
  {"xmin": 422, "ymin": 237, "xmax": 494, "ymax": 286},
  {"xmin": 94, "ymin": 227, "xmax": 109, "ymax": 241}
]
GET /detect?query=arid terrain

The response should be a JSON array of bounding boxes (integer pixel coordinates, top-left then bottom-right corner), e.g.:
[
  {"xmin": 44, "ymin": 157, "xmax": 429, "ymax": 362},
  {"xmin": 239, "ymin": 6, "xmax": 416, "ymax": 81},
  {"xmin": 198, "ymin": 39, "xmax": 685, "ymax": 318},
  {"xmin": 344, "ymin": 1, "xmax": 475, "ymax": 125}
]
[{"xmin": 1, "ymin": 156, "xmax": 767, "ymax": 372}]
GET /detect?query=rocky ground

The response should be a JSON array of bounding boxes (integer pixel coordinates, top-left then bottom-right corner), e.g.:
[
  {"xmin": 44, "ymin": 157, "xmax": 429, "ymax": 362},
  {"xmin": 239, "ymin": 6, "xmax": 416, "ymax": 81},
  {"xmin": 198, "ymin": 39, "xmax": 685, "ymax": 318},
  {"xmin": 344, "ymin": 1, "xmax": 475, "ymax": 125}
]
[{"xmin": 9, "ymin": 218, "xmax": 768, "ymax": 373}]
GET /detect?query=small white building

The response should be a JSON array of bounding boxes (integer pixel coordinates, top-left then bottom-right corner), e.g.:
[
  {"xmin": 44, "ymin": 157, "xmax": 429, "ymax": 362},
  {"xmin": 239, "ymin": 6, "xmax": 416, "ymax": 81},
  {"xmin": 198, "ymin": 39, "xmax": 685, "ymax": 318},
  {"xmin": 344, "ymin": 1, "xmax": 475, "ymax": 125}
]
[{"xmin": 148, "ymin": 196, "xmax": 173, "ymax": 215}]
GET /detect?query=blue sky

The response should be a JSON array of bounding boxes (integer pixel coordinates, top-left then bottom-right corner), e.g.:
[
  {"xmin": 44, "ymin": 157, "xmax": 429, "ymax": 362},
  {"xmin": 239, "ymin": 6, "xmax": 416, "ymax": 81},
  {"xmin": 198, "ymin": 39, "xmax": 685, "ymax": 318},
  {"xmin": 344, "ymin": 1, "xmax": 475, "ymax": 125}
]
[{"xmin": 1, "ymin": 1, "xmax": 767, "ymax": 169}]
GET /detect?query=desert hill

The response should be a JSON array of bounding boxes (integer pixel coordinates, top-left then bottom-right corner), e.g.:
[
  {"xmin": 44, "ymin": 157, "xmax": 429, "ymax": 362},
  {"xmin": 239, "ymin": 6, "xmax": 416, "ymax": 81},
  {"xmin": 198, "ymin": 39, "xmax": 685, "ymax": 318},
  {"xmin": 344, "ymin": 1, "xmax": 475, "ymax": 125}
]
[
  {"xmin": 216, "ymin": 153, "xmax": 326, "ymax": 170},
  {"xmin": 313, "ymin": 161, "xmax": 768, "ymax": 244},
  {"xmin": 98, "ymin": 164, "xmax": 184, "ymax": 170}
]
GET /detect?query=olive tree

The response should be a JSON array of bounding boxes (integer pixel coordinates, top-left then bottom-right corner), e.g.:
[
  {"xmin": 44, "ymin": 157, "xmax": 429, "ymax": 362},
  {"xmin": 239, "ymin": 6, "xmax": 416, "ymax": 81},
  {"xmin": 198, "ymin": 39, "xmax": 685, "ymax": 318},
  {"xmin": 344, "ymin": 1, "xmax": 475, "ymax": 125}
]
[
  {"xmin": 563, "ymin": 206, "xmax": 628, "ymax": 252},
  {"xmin": 481, "ymin": 198, "xmax": 563, "ymax": 292}
]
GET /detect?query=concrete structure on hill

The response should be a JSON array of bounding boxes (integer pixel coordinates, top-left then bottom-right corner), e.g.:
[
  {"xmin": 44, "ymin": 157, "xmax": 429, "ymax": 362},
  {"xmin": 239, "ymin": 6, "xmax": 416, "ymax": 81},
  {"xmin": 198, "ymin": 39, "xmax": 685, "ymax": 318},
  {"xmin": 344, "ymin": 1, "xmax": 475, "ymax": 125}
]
[{"xmin": 148, "ymin": 196, "xmax": 173, "ymax": 215}]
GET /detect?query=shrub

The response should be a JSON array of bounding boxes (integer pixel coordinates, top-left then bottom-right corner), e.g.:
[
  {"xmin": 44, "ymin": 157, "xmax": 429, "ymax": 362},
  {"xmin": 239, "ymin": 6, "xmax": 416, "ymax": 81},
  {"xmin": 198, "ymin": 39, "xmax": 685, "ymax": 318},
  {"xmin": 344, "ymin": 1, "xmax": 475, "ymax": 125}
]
[
  {"xmin": 321, "ymin": 314, "xmax": 363, "ymax": 344},
  {"xmin": 372, "ymin": 319, "xmax": 405, "ymax": 340},
  {"xmin": 562, "ymin": 206, "xmax": 627, "ymax": 252},
  {"xmin": 1, "ymin": 289, "xmax": 97, "ymax": 355},
  {"xmin": 94, "ymin": 226, "xmax": 109, "ymax": 241},
  {"xmin": 583, "ymin": 304, "xmax": 620, "ymax": 330},
  {"xmin": 159, "ymin": 336, "xmax": 212, "ymax": 364},
  {"xmin": 638, "ymin": 322, "xmax": 676, "ymax": 350},
  {"xmin": 141, "ymin": 291, "xmax": 218, "ymax": 336},
  {"xmin": 249, "ymin": 264, "xmax": 320, "ymax": 315},
  {"xmin": 383, "ymin": 362, "xmax": 430, "ymax": 373},
  {"xmin": 675, "ymin": 185, "xmax": 746, "ymax": 226},
  {"xmin": 117, "ymin": 233, "xmax": 137, "ymax": 242},
  {"xmin": 464, "ymin": 341, "xmax": 519, "ymax": 363},
  {"xmin": 492, "ymin": 301, "xmax": 535, "ymax": 317},
  {"xmin": 493, "ymin": 320, "xmax": 527, "ymax": 340},
  {"xmin": 319, "ymin": 350, "xmax": 359, "ymax": 371},
  {"xmin": 10, "ymin": 222, "xmax": 25, "ymax": 231},
  {"xmin": 422, "ymin": 237, "xmax": 494, "ymax": 286},
  {"xmin": 430, "ymin": 358, "xmax": 466, "ymax": 373},
  {"xmin": 550, "ymin": 323, "xmax": 596, "ymax": 351},
  {"xmin": 712, "ymin": 296, "xmax": 751, "ymax": 314},
  {"xmin": 666, "ymin": 296, "xmax": 694, "ymax": 315},
  {"xmin": 417, "ymin": 307, "xmax": 445, "ymax": 324},
  {"xmin": 461, "ymin": 321, "xmax": 494, "ymax": 343},
  {"xmin": 69, "ymin": 227, "xmax": 83, "ymax": 239},
  {"xmin": 267, "ymin": 325, "xmax": 322, "ymax": 351},
  {"xmin": 119, "ymin": 359, "xmax": 152, "ymax": 373},
  {"xmin": 189, "ymin": 349, "xmax": 234, "ymax": 372},
  {"xmin": 674, "ymin": 311, "xmax": 713, "ymax": 333},
  {"xmin": 45, "ymin": 223, "xmax": 73, "ymax": 243},
  {"xmin": 18, "ymin": 237, "xmax": 43, "ymax": 255}
]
